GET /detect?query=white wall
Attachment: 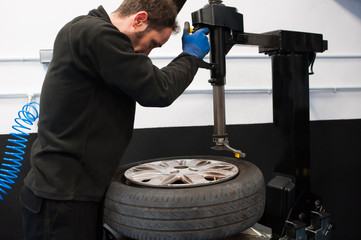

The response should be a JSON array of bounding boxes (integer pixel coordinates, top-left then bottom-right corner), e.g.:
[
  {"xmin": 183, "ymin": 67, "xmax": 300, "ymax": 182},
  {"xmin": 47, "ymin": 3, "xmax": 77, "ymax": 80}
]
[{"xmin": 0, "ymin": 0, "xmax": 360, "ymax": 134}]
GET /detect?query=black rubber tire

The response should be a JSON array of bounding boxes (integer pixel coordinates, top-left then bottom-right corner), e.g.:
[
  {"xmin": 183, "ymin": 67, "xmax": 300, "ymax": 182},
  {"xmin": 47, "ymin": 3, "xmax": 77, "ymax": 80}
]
[{"xmin": 103, "ymin": 156, "xmax": 265, "ymax": 240}]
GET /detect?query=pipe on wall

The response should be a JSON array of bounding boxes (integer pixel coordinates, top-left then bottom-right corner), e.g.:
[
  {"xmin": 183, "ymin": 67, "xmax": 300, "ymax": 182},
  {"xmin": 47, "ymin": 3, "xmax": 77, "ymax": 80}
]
[{"xmin": 1, "ymin": 88, "xmax": 361, "ymax": 100}]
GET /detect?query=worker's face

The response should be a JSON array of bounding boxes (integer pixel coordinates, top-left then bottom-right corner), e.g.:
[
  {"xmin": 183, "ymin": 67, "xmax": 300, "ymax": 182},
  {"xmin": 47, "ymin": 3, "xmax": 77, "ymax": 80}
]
[{"xmin": 131, "ymin": 27, "xmax": 173, "ymax": 56}]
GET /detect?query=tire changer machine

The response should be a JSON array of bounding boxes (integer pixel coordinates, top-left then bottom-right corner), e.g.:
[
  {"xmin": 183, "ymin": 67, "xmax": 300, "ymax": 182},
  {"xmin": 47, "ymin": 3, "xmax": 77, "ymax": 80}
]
[
  {"xmin": 184, "ymin": 0, "xmax": 332, "ymax": 239},
  {"xmin": 105, "ymin": 0, "xmax": 333, "ymax": 239}
]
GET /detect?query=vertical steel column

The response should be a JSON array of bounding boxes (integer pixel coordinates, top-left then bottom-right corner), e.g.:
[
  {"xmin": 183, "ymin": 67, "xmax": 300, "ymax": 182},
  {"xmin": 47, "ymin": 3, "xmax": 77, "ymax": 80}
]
[
  {"xmin": 272, "ymin": 53, "xmax": 311, "ymax": 193},
  {"xmin": 209, "ymin": 26, "xmax": 227, "ymax": 139}
]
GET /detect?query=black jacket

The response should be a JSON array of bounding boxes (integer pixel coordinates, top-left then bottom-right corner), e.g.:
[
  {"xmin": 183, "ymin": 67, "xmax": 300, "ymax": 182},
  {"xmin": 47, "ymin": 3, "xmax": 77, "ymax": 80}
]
[{"xmin": 24, "ymin": 6, "xmax": 199, "ymax": 202}]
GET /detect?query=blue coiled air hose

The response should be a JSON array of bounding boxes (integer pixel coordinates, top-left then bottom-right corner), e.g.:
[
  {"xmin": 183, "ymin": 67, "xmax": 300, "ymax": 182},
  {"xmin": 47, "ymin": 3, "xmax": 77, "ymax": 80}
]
[{"xmin": 0, "ymin": 102, "xmax": 39, "ymax": 200}]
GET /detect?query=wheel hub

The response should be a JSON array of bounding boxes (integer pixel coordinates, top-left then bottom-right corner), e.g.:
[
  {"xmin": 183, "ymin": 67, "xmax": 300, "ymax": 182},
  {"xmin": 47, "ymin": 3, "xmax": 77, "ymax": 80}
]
[{"xmin": 124, "ymin": 159, "xmax": 239, "ymax": 188}]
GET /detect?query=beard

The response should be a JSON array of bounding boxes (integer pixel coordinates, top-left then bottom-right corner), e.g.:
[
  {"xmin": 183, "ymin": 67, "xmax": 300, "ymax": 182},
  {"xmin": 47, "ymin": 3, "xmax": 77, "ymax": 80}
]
[{"xmin": 130, "ymin": 28, "xmax": 149, "ymax": 53}]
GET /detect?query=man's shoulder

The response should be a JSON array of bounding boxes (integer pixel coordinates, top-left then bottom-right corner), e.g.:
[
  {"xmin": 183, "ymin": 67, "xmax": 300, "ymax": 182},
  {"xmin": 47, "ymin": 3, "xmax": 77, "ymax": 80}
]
[
  {"xmin": 70, "ymin": 11, "xmax": 111, "ymax": 32},
  {"xmin": 64, "ymin": 10, "xmax": 128, "ymax": 44}
]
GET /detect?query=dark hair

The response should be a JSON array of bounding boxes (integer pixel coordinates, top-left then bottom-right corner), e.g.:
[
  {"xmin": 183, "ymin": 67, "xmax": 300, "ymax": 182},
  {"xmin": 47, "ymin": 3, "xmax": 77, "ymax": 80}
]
[{"xmin": 115, "ymin": 0, "xmax": 180, "ymax": 33}]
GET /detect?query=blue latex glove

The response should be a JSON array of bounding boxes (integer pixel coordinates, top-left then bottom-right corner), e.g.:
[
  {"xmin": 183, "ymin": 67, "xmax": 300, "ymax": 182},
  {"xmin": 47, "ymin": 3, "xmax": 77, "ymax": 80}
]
[{"xmin": 182, "ymin": 22, "xmax": 210, "ymax": 59}]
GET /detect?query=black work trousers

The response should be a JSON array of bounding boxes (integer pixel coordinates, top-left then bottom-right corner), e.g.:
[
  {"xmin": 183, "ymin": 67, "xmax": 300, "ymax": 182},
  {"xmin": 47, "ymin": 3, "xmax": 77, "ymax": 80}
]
[{"xmin": 19, "ymin": 186, "xmax": 104, "ymax": 240}]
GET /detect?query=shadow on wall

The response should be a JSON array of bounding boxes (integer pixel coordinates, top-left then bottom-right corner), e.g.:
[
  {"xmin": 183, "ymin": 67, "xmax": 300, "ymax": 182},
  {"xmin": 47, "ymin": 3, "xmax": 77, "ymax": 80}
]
[{"xmin": 334, "ymin": 0, "xmax": 361, "ymax": 19}]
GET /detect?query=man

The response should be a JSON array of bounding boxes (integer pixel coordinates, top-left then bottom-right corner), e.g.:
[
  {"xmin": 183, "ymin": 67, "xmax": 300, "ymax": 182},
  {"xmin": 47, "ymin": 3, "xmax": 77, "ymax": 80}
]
[{"xmin": 19, "ymin": 0, "xmax": 210, "ymax": 239}]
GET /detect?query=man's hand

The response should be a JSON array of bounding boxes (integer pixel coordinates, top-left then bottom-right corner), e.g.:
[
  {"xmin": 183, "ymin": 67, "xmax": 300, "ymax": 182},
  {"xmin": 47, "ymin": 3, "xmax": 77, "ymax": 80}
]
[{"xmin": 182, "ymin": 22, "xmax": 210, "ymax": 59}]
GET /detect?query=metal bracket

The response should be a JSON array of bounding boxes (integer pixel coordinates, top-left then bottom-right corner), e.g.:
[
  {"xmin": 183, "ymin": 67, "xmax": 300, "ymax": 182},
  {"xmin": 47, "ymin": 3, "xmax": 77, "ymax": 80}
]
[
  {"xmin": 39, "ymin": 49, "xmax": 53, "ymax": 64},
  {"xmin": 212, "ymin": 137, "xmax": 246, "ymax": 158},
  {"xmin": 306, "ymin": 211, "xmax": 333, "ymax": 239}
]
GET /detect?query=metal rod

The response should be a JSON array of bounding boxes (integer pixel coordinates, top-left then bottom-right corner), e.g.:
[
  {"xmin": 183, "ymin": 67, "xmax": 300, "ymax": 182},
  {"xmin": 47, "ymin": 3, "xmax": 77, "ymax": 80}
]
[
  {"xmin": 0, "ymin": 93, "xmax": 41, "ymax": 99},
  {"xmin": 0, "ymin": 58, "xmax": 39, "ymax": 63},
  {"xmin": 0, "ymin": 55, "xmax": 360, "ymax": 63},
  {"xmin": 184, "ymin": 87, "xmax": 361, "ymax": 95},
  {"xmin": 213, "ymin": 85, "xmax": 227, "ymax": 136}
]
